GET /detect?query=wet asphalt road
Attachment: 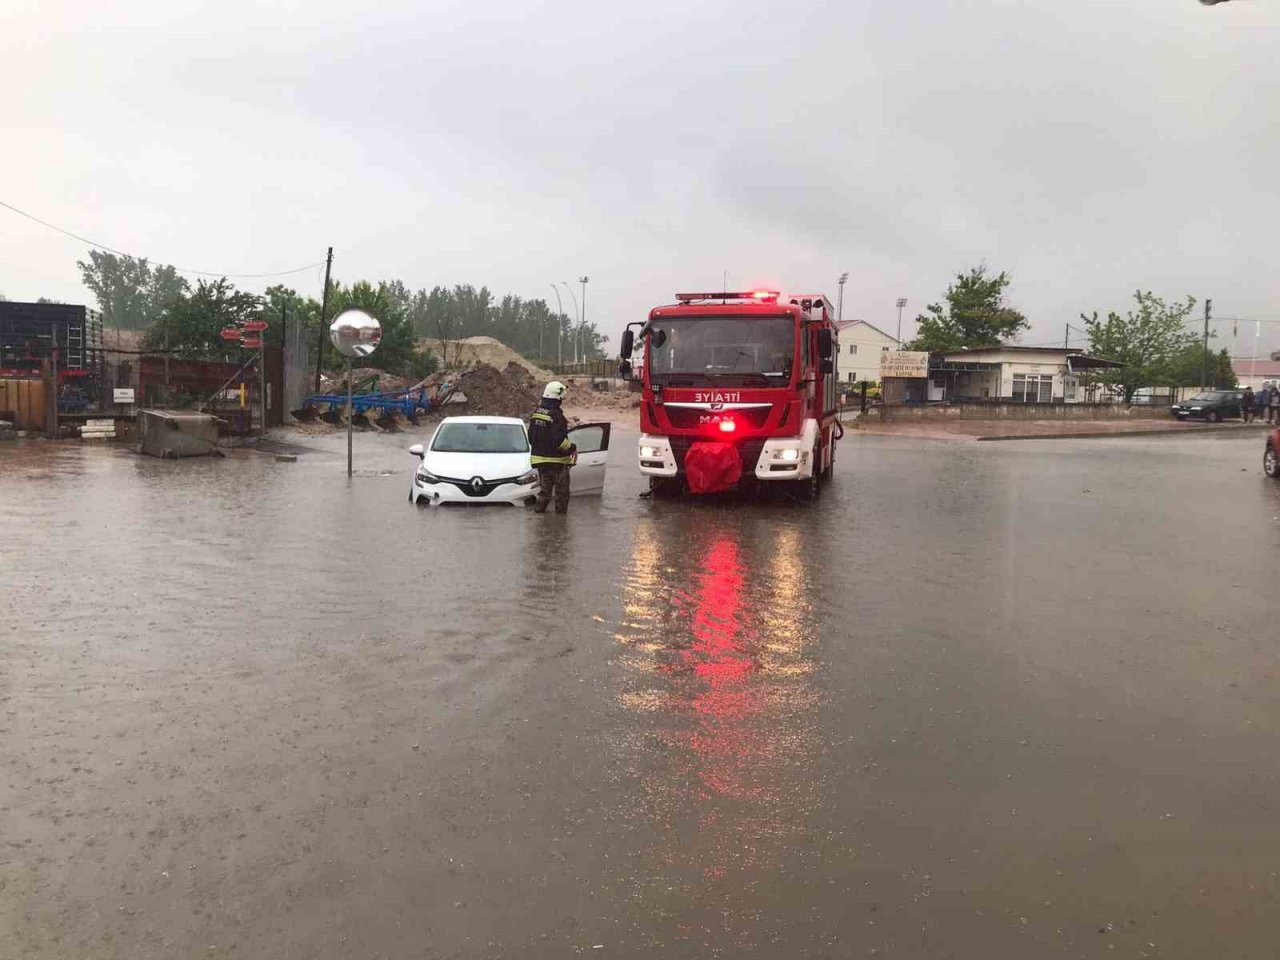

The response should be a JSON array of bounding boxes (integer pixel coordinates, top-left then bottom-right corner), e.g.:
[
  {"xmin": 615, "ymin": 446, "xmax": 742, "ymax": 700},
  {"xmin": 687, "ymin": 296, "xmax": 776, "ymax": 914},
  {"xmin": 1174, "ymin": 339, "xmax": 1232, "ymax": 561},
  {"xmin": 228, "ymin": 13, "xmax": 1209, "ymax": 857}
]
[{"xmin": 2, "ymin": 427, "xmax": 1279, "ymax": 959}]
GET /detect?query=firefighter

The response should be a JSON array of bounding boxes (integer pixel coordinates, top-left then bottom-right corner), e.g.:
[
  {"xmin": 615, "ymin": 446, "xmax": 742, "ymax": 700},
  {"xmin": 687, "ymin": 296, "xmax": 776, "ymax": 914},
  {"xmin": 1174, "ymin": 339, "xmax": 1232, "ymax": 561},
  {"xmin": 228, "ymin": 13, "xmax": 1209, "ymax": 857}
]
[{"xmin": 529, "ymin": 380, "xmax": 575, "ymax": 514}]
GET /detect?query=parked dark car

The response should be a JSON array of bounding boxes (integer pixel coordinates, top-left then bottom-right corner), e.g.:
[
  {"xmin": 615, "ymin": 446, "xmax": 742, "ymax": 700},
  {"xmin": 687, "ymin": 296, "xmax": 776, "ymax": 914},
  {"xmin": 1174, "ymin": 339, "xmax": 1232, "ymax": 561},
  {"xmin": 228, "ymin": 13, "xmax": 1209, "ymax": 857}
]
[
  {"xmin": 1266, "ymin": 427, "xmax": 1280, "ymax": 480},
  {"xmin": 1170, "ymin": 390, "xmax": 1244, "ymax": 422}
]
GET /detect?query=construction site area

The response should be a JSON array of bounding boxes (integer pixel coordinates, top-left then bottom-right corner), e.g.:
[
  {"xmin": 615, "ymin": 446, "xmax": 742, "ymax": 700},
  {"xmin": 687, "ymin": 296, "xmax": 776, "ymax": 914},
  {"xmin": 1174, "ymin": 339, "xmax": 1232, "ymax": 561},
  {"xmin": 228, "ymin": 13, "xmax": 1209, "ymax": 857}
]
[
  {"xmin": 296, "ymin": 336, "xmax": 638, "ymax": 433},
  {"xmin": 1, "ymin": 306, "xmax": 636, "ymax": 451}
]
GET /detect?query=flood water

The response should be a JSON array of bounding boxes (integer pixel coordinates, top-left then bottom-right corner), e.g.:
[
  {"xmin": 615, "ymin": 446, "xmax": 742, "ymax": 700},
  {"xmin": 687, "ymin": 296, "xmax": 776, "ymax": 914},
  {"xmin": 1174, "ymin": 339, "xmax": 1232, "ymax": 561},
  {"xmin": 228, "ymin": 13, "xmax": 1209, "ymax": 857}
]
[{"xmin": 2, "ymin": 427, "xmax": 1279, "ymax": 958}]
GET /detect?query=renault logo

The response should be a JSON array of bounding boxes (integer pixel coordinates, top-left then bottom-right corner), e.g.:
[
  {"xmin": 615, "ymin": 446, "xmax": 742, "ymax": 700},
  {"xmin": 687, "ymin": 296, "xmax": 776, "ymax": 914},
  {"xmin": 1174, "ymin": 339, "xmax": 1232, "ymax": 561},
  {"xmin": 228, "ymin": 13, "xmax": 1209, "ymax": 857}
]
[{"xmin": 470, "ymin": 476, "xmax": 485, "ymax": 491}]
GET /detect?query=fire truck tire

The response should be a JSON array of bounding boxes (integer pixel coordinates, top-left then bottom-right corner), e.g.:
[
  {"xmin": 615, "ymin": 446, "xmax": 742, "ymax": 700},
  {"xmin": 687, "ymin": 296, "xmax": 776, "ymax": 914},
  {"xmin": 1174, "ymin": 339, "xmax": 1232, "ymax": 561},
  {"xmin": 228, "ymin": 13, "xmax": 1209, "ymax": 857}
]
[
  {"xmin": 649, "ymin": 476, "xmax": 681, "ymax": 498},
  {"xmin": 792, "ymin": 444, "xmax": 822, "ymax": 501}
]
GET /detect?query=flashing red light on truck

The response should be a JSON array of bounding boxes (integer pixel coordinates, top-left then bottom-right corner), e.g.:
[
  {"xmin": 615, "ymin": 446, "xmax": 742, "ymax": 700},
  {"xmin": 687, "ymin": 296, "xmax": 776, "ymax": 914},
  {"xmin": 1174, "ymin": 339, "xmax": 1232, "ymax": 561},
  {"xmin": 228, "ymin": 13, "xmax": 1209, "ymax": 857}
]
[{"xmin": 621, "ymin": 288, "xmax": 842, "ymax": 500}]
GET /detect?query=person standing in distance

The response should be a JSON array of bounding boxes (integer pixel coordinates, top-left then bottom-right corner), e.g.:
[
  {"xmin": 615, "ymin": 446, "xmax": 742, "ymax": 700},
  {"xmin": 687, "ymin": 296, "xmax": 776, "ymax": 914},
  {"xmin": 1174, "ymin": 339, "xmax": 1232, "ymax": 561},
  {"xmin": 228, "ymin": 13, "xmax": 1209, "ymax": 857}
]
[{"xmin": 528, "ymin": 381, "xmax": 576, "ymax": 514}]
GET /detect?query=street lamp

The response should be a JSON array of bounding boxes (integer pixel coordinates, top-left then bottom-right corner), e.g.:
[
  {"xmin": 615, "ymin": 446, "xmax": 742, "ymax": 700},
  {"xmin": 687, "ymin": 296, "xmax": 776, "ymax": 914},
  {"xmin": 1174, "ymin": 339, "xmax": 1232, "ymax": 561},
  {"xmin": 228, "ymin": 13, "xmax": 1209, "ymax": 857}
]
[
  {"xmin": 579, "ymin": 276, "xmax": 590, "ymax": 363},
  {"xmin": 896, "ymin": 298, "xmax": 908, "ymax": 346},
  {"xmin": 837, "ymin": 272, "xmax": 849, "ymax": 322},
  {"xmin": 549, "ymin": 284, "xmax": 565, "ymax": 369},
  {"xmin": 560, "ymin": 281, "xmax": 580, "ymax": 366}
]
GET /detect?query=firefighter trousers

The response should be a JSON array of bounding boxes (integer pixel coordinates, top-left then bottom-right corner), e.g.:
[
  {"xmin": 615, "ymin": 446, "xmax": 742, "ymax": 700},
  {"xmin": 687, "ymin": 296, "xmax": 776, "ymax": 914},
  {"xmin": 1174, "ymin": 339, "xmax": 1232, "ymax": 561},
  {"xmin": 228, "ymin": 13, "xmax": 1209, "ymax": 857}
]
[{"xmin": 534, "ymin": 464, "xmax": 571, "ymax": 514}]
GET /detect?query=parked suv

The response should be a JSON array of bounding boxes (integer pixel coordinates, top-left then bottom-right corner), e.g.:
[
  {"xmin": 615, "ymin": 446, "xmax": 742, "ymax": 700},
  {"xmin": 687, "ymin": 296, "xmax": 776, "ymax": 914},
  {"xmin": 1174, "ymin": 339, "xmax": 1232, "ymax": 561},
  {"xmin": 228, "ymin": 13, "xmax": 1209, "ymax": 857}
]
[{"xmin": 1170, "ymin": 390, "xmax": 1245, "ymax": 422}]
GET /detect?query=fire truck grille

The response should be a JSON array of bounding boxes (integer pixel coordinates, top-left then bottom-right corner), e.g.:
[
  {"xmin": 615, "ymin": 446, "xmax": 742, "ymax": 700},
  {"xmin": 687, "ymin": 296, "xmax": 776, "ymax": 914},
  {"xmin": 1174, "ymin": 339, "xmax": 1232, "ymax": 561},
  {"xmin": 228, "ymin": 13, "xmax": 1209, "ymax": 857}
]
[
  {"xmin": 664, "ymin": 406, "xmax": 772, "ymax": 430},
  {"xmin": 668, "ymin": 437, "xmax": 766, "ymax": 473}
]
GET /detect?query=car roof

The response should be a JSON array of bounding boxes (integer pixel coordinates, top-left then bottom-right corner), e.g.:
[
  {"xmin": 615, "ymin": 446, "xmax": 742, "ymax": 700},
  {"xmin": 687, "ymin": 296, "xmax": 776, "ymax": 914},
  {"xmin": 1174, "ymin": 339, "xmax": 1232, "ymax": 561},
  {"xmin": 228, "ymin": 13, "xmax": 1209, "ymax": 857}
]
[{"xmin": 436, "ymin": 416, "xmax": 526, "ymax": 426}]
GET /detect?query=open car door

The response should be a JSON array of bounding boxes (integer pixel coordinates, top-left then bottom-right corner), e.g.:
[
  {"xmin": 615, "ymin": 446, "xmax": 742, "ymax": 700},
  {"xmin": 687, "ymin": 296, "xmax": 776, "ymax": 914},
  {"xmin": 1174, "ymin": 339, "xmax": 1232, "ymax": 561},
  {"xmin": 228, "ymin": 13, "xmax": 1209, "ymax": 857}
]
[{"xmin": 568, "ymin": 422, "xmax": 610, "ymax": 496}]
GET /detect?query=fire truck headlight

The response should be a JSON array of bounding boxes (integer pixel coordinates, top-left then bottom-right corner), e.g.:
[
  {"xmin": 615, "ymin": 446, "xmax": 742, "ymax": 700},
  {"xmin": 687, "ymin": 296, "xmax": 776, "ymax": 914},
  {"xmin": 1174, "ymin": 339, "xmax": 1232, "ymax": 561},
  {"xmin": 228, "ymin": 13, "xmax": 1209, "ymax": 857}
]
[
  {"xmin": 775, "ymin": 448, "xmax": 800, "ymax": 461},
  {"xmin": 640, "ymin": 445, "xmax": 661, "ymax": 458}
]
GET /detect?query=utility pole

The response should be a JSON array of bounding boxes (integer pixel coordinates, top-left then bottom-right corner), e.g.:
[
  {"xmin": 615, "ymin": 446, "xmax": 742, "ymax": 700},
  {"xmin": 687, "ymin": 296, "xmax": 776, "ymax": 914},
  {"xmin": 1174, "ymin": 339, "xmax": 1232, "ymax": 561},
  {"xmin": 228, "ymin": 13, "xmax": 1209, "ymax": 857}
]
[
  {"xmin": 562, "ymin": 282, "xmax": 580, "ymax": 367},
  {"xmin": 314, "ymin": 247, "xmax": 333, "ymax": 392},
  {"xmin": 579, "ymin": 276, "xmax": 589, "ymax": 364},
  {"xmin": 51, "ymin": 324, "xmax": 59, "ymax": 439},
  {"xmin": 896, "ymin": 297, "xmax": 908, "ymax": 345},
  {"xmin": 1201, "ymin": 298, "xmax": 1212, "ymax": 390},
  {"xmin": 837, "ymin": 272, "xmax": 849, "ymax": 321}
]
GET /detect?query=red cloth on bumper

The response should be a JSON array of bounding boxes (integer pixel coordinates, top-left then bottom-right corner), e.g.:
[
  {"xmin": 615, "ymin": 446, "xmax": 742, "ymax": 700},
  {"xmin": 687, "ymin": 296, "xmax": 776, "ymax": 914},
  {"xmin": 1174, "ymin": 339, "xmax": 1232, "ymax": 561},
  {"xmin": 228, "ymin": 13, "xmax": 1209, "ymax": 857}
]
[{"xmin": 684, "ymin": 441, "xmax": 742, "ymax": 494}]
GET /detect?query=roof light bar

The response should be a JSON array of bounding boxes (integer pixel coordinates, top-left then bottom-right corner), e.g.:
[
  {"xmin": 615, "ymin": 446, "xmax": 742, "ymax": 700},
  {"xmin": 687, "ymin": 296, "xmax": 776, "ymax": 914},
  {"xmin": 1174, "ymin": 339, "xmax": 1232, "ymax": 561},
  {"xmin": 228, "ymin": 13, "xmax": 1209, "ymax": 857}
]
[{"xmin": 674, "ymin": 291, "xmax": 780, "ymax": 302}]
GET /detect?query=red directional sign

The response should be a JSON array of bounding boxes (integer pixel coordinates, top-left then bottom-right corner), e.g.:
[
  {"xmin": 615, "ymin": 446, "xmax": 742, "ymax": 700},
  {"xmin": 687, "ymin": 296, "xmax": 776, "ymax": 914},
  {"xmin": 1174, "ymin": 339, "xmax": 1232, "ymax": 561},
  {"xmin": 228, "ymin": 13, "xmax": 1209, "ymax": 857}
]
[
  {"xmin": 219, "ymin": 326, "xmax": 241, "ymax": 341},
  {"xmin": 242, "ymin": 320, "xmax": 268, "ymax": 333}
]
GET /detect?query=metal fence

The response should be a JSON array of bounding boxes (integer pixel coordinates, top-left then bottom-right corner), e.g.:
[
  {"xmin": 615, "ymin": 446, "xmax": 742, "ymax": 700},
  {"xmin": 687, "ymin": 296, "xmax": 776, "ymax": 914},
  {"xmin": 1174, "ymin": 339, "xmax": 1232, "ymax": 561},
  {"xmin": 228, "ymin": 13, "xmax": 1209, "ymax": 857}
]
[{"xmin": 282, "ymin": 316, "xmax": 312, "ymax": 419}]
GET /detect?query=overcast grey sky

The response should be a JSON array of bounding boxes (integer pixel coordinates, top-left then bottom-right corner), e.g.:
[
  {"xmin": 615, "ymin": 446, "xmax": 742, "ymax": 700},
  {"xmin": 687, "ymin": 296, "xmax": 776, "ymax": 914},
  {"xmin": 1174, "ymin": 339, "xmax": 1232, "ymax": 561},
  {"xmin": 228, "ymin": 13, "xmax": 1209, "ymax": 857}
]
[{"xmin": 2, "ymin": 0, "xmax": 1277, "ymax": 355}]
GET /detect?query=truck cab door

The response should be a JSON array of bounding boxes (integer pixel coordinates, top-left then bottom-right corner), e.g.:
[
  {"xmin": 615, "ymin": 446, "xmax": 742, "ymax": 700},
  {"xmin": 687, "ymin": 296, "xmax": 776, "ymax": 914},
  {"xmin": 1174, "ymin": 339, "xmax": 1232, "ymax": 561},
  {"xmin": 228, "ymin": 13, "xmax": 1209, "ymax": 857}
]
[{"xmin": 568, "ymin": 422, "xmax": 611, "ymax": 496}]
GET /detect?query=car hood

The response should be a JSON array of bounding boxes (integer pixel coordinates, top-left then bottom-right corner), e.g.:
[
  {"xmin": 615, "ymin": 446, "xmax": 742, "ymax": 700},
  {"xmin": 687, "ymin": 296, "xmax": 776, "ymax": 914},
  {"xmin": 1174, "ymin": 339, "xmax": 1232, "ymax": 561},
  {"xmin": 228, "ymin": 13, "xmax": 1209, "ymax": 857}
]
[{"xmin": 422, "ymin": 450, "xmax": 531, "ymax": 480}]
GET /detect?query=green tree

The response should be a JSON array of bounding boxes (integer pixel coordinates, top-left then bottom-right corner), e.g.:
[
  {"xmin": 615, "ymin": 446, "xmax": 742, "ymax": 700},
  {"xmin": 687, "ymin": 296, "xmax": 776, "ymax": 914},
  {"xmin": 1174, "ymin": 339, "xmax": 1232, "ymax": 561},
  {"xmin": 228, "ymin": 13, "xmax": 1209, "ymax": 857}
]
[
  {"xmin": 144, "ymin": 278, "xmax": 262, "ymax": 360},
  {"xmin": 1082, "ymin": 291, "xmax": 1198, "ymax": 401},
  {"xmin": 261, "ymin": 285, "xmax": 319, "ymax": 347},
  {"xmin": 1166, "ymin": 344, "xmax": 1235, "ymax": 389},
  {"xmin": 908, "ymin": 265, "xmax": 1028, "ymax": 353},
  {"xmin": 78, "ymin": 251, "xmax": 189, "ymax": 329}
]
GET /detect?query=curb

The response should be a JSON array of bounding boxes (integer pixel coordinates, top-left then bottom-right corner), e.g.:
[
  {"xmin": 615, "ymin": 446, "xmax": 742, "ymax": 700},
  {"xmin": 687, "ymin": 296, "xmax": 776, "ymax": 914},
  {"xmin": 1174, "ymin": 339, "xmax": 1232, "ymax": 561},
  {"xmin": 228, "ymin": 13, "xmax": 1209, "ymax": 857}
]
[{"xmin": 975, "ymin": 424, "xmax": 1273, "ymax": 442}]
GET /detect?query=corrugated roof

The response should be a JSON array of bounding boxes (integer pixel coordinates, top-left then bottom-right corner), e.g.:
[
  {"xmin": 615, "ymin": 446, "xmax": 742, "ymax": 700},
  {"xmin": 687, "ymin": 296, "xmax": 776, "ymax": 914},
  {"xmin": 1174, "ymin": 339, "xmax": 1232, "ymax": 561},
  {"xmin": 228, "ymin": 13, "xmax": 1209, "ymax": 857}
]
[{"xmin": 1231, "ymin": 359, "xmax": 1280, "ymax": 377}]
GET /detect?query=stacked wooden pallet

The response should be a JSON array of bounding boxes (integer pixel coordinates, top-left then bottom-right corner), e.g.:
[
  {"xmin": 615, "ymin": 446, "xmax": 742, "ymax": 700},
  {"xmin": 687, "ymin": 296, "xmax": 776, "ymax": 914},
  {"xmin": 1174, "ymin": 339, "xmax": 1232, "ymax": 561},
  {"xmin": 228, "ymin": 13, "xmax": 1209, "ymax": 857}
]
[{"xmin": 80, "ymin": 418, "xmax": 117, "ymax": 441}]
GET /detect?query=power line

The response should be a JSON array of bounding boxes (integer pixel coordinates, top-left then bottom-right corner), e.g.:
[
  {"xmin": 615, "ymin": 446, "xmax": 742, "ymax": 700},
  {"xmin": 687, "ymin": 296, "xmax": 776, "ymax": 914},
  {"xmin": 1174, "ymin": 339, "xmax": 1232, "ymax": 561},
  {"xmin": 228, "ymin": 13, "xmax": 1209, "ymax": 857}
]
[{"xmin": 0, "ymin": 198, "xmax": 325, "ymax": 280}]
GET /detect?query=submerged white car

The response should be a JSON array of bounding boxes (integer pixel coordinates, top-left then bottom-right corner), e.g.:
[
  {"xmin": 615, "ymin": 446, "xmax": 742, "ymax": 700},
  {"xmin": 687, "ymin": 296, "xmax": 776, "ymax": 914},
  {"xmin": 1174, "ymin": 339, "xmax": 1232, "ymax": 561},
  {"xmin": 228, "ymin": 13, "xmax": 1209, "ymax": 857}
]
[{"xmin": 409, "ymin": 416, "xmax": 611, "ymax": 505}]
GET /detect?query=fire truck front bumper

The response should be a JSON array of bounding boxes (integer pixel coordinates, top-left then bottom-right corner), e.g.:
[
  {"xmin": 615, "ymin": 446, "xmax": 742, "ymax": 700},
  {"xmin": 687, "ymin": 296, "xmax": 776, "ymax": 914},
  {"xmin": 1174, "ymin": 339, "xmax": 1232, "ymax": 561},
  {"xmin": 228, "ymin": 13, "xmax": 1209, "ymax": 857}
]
[
  {"xmin": 754, "ymin": 419, "xmax": 819, "ymax": 481},
  {"xmin": 638, "ymin": 435, "xmax": 678, "ymax": 477}
]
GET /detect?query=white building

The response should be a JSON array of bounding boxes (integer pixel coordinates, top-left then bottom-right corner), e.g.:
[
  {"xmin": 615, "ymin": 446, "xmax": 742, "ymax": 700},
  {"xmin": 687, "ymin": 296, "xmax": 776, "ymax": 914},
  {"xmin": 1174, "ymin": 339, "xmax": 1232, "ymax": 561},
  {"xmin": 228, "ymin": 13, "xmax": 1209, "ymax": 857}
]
[
  {"xmin": 931, "ymin": 345, "xmax": 1123, "ymax": 403},
  {"xmin": 835, "ymin": 319, "xmax": 899, "ymax": 384}
]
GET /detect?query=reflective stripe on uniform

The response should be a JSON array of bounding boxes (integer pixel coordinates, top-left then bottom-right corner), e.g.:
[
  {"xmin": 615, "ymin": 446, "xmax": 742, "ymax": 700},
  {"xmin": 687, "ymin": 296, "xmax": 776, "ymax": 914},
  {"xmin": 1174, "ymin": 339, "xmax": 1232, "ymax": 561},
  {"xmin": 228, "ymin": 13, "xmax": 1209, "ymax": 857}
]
[{"xmin": 531, "ymin": 455, "xmax": 573, "ymax": 465}]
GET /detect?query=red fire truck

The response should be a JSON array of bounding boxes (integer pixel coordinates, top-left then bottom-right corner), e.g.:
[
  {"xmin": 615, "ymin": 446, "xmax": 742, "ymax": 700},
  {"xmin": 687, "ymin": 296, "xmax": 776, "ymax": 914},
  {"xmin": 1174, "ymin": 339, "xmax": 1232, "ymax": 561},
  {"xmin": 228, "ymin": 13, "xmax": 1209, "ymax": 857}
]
[{"xmin": 618, "ymin": 290, "xmax": 841, "ymax": 499}]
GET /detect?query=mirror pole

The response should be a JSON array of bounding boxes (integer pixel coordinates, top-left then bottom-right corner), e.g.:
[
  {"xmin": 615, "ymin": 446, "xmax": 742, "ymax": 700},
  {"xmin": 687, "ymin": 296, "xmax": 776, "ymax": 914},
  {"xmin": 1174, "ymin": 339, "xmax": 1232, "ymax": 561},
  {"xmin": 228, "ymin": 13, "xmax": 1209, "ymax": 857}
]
[{"xmin": 346, "ymin": 356, "xmax": 353, "ymax": 478}]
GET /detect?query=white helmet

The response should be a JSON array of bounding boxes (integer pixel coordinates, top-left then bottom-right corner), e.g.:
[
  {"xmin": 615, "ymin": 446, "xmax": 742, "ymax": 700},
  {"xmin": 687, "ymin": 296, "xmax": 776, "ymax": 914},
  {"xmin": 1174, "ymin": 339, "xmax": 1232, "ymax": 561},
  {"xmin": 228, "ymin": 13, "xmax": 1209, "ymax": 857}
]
[{"xmin": 543, "ymin": 380, "xmax": 567, "ymax": 400}]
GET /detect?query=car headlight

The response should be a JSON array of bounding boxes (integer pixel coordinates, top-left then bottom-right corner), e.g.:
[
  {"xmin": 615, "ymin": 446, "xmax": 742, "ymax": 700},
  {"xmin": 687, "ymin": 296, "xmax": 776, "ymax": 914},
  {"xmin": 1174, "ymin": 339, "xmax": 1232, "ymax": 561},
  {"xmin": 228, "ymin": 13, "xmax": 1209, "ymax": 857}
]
[
  {"xmin": 416, "ymin": 468, "xmax": 439, "ymax": 483},
  {"xmin": 773, "ymin": 448, "xmax": 801, "ymax": 461},
  {"xmin": 640, "ymin": 445, "xmax": 662, "ymax": 458},
  {"xmin": 517, "ymin": 469, "xmax": 539, "ymax": 485},
  {"xmin": 1190, "ymin": 407, "xmax": 1202, "ymax": 411}
]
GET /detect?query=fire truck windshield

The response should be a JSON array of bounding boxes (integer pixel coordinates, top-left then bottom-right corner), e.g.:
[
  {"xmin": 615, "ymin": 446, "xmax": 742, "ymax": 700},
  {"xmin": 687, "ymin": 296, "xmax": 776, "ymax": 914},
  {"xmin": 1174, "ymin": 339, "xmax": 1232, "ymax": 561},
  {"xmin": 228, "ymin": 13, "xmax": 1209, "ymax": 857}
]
[{"xmin": 646, "ymin": 316, "xmax": 794, "ymax": 386}]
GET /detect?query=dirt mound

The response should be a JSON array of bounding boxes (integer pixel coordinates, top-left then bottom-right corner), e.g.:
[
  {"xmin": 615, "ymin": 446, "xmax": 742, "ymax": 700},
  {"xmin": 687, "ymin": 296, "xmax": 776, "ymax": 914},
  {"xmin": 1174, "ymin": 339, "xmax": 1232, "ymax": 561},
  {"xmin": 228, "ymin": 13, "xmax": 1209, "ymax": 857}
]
[
  {"xmin": 420, "ymin": 336, "xmax": 553, "ymax": 379},
  {"xmin": 318, "ymin": 367, "xmax": 412, "ymax": 393},
  {"xmin": 561, "ymin": 378, "xmax": 642, "ymax": 412},
  {"xmin": 415, "ymin": 361, "xmax": 543, "ymax": 419}
]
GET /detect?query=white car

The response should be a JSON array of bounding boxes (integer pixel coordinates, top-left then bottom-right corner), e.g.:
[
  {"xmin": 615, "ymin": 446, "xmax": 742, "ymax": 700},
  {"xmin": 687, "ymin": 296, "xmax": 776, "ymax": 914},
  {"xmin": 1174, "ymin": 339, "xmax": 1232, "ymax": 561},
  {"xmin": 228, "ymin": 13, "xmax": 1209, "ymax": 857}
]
[{"xmin": 409, "ymin": 415, "xmax": 611, "ymax": 505}]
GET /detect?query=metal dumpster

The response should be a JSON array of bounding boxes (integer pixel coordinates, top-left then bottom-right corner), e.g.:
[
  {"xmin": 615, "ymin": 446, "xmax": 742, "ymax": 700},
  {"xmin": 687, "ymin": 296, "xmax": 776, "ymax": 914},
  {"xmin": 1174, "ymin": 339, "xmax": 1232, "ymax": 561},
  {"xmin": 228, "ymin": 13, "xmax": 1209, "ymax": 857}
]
[{"xmin": 137, "ymin": 410, "xmax": 222, "ymax": 458}]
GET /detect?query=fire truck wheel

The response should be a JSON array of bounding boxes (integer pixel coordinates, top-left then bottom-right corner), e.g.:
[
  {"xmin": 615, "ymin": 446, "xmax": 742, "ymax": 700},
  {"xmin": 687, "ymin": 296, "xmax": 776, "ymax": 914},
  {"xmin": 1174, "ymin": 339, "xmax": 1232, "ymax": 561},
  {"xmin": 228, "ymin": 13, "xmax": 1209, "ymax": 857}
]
[
  {"xmin": 649, "ymin": 476, "xmax": 681, "ymax": 498},
  {"xmin": 792, "ymin": 444, "xmax": 822, "ymax": 501}
]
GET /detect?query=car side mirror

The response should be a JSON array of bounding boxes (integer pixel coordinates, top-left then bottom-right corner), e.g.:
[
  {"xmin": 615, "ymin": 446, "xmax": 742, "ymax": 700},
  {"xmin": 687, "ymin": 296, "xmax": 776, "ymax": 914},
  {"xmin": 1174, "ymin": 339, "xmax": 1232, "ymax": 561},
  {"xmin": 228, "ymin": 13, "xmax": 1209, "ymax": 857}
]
[
  {"xmin": 620, "ymin": 329, "xmax": 634, "ymax": 359},
  {"xmin": 409, "ymin": 443, "xmax": 424, "ymax": 458}
]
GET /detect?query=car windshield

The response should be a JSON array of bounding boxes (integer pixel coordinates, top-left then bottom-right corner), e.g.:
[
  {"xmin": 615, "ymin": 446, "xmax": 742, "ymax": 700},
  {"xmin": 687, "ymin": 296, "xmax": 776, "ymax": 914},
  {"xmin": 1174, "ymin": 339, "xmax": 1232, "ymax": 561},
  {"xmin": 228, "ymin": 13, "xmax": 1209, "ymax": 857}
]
[
  {"xmin": 431, "ymin": 422, "xmax": 528, "ymax": 453},
  {"xmin": 646, "ymin": 316, "xmax": 794, "ymax": 386},
  {"xmin": 1189, "ymin": 392, "xmax": 1231, "ymax": 402}
]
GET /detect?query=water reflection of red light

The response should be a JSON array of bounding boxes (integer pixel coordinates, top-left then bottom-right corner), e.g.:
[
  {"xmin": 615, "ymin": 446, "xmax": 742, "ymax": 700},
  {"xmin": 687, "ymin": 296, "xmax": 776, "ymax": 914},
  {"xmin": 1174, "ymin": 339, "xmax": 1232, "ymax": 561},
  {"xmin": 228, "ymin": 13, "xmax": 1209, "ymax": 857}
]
[{"xmin": 615, "ymin": 519, "xmax": 819, "ymax": 902}]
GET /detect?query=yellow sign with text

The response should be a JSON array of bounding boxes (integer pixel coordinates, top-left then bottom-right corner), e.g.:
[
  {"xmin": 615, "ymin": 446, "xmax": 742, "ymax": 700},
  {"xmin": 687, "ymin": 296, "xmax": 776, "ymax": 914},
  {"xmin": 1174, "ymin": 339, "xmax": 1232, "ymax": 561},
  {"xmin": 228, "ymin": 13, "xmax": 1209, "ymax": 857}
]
[{"xmin": 880, "ymin": 351, "xmax": 930, "ymax": 379}]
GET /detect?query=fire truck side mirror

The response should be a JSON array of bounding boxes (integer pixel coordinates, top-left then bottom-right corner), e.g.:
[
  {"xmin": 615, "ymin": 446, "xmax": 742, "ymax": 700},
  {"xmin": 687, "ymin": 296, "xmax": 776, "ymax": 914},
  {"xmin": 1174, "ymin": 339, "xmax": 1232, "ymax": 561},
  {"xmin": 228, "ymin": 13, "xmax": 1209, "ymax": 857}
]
[
  {"xmin": 820, "ymin": 358, "xmax": 834, "ymax": 375},
  {"xmin": 818, "ymin": 328, "xmax": 834, "ymax": 360},
  {"xmin": 620, "ymin": 329, "xmax": 635, "ymax": 359},
  {"xmin": 618, "ymin": 359, "xmax": 633, "ymax": 379}
]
